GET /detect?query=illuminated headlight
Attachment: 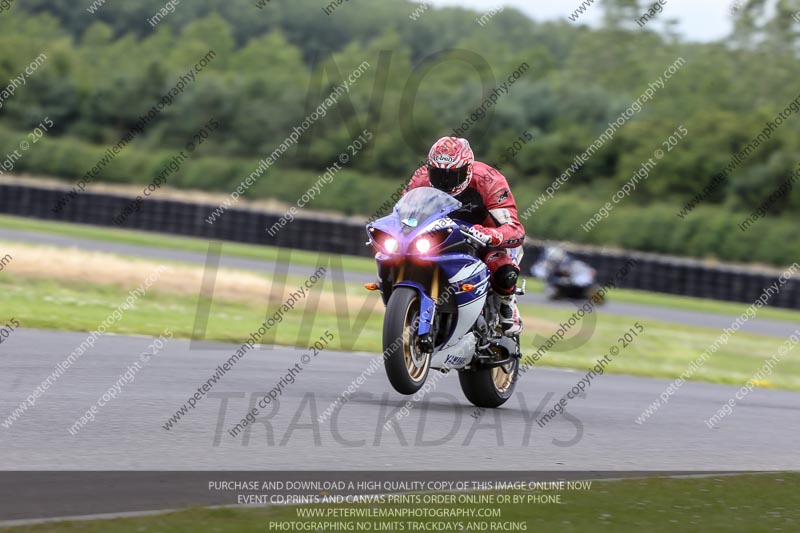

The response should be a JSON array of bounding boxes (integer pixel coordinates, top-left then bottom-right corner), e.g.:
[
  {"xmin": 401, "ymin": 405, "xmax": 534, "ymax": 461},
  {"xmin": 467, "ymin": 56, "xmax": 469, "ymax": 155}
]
[
  {"xmin": 415, "ymin": 237, "xmax": 431, "ymax": 253},
  {"xmin": 384, "ymin": 238, "xmax": 399, "ymax": 253}
]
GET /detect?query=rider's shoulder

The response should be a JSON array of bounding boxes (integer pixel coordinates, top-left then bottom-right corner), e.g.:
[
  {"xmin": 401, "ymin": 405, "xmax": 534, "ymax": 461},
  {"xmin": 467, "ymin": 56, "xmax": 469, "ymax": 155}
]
[{"xmin": 471, "ymin": 161, "xmax": 508, "ymax": 188}]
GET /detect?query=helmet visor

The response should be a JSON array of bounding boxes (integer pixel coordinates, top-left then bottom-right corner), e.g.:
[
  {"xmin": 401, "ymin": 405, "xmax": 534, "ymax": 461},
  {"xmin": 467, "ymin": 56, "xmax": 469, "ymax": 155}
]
[{"xmin": 428, "ymin": 165, "xmax": 469, "ymax": 193}]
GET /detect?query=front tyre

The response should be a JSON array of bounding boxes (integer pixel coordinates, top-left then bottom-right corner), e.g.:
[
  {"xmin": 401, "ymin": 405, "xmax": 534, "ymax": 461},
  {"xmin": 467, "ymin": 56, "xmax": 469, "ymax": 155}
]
[
  {"xmin": 544, "ymin": 284, "xmax": 560, "ymax": 300},
  {"xmin": 458, "ymin": 348, "xmax": 519, "ymax": 408},
  {"xmin": 588, "ymin": 284, "xmax": 606, "ymax": 305},
  {"xmin": 383, "ymin": 287, "xmax": 430, "ymax": 395}
]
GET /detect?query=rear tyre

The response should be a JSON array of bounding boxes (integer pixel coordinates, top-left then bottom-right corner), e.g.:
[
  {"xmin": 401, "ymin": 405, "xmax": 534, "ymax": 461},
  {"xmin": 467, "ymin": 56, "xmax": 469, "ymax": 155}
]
[
  {"xmin": 458, "ymin": 348, "xmax": 519, "ymax": 408},
  {"xmin": 383, "ymin": 287, "xmax": 430, "ymax": 395}
]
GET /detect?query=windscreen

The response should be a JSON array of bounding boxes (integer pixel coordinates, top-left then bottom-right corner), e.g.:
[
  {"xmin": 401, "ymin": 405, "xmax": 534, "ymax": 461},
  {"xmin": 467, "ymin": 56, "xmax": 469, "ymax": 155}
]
[{"xmin": 394, "ymin": 187, "xmax": 461, "ymax": 225}]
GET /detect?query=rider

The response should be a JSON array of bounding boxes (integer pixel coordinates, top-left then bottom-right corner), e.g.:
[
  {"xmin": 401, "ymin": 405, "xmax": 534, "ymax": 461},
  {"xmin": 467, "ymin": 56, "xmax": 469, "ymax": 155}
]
[
  {"xmin": 543, "ymin": 246, "xmax": 572, "ymax": 282},
  {"xmin": 405, "ymin": 136, "xmax": 525, "ymax": 336}
]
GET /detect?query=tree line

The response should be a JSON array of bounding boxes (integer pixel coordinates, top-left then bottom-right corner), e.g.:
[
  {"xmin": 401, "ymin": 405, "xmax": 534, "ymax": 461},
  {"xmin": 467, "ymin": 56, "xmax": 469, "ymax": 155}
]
[{"xmin": 0, "ymin": 0, "xmax": 797, "ymax": 265}]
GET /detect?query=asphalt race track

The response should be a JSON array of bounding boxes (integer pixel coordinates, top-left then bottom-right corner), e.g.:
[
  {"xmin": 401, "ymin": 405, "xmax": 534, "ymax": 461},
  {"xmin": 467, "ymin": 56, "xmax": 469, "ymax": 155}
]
[
  {"xmin": 1, "ymin": 327, "xmax": 799, "ymax": 520},
  {"xmin": 2, "ymin": 227, "xmax": 800, "ymax": 522},
  {"xmin": 1, "ymin": 227, "xmax": 797, "ymax": 338},
  {"xmin": 2, "ymin": 329, "xmax": 799, "ymax": 472}
]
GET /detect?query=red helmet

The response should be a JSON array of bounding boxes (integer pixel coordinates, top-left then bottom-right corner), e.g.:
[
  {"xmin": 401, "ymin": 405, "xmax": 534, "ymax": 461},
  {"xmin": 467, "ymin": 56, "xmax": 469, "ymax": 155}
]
[{"xmin": 427, "ymin": 136, "xmax": 474, "ymax": 196}]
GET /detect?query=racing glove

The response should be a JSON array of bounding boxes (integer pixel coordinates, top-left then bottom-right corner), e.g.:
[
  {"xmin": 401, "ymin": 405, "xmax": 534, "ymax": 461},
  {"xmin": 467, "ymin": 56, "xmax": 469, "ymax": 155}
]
[{"xmin": 467, "ymin": 225, "xmax": 504, "ymax": 247}]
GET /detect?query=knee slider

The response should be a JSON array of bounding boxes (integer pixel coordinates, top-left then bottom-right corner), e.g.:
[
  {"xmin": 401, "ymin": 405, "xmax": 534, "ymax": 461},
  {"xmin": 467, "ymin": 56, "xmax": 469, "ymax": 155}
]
[{"xmin": 495, "ymin": 264, "xmax": 518, "ymax": 290}]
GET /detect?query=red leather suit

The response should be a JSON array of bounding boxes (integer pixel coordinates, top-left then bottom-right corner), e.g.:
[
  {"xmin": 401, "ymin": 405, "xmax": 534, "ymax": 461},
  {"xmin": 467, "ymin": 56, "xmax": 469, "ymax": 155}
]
[{"xmin": 406, "ymin": 162, "xmax": 525, "ymax": 295}]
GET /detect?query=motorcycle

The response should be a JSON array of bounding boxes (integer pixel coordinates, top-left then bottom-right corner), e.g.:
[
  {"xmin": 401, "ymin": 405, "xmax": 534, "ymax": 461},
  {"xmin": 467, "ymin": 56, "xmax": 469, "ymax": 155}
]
[
  {"xmin": 365, "ymin": 187, "xmax": 522, "ymax": 408},
  {"xmin": 531, "ymin": 247, "xmax": 604, "ymax": 303}
]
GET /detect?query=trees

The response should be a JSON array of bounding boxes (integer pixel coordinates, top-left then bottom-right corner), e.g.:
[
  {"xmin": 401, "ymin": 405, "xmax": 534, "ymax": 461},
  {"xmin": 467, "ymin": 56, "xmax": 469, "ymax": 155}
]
[{"xmin": 1, "ymin": 0, "xmax": 798, "ymax": 264}]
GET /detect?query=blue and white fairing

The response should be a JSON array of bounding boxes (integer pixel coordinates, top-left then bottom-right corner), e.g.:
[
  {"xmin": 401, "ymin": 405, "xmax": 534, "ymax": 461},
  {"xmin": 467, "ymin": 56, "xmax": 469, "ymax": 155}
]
[{"xmin": 366, "ymin": 187, "xmax": 491, "ymax": 370}]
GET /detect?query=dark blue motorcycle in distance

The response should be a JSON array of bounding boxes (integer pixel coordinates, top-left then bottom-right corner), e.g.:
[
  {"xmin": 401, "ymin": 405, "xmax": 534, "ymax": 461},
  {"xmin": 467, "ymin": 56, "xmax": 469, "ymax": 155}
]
[{"xmin": 365, "ymin": 187, "xmax": 522, "ymax": 408}]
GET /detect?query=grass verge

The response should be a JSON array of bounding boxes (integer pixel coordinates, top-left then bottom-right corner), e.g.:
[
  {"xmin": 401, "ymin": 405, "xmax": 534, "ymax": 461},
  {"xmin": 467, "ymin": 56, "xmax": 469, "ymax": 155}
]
[
  {"xmin": 2, "ymin": 255, "xmax": 798, "ymax": 390},
  {"xmin": 4, "ymin": 474, "xmax": 798, "ymax": 532},
  {"xmin": 2, "ymin": 214, "xmax": 799, "ymax": 322},
  {"xmin": 0, "ymin": 214, "xmax": 376, "ymax": 274}
]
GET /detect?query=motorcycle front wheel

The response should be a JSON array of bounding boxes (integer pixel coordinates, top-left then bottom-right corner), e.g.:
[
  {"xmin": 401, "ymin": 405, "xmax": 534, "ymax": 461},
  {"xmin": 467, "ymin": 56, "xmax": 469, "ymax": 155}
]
[
  {"xmin": 588, "ymin": 284, "xmax": 606, "ymax": 305},
  {"xmin": 383, "ymin": 287, "xmax": 430, "ymax": 395},
  {"xmin": 544, "ymin": 284, "xmax": 561, "ymax": 300}
]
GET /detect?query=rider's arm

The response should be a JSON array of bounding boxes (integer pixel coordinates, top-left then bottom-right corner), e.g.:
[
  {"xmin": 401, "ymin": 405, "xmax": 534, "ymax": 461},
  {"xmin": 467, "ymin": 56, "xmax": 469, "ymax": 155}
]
[{"xmin": 482, "ymin": 171, "xmax": 526, "ymax": 248}]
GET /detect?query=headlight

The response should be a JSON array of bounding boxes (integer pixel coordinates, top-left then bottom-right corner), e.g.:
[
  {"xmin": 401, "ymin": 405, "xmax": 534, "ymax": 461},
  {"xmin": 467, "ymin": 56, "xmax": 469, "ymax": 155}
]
[
  {"xmin": 368, "ymin": 228, "xmax": 399, "ymax": 255},
  {"xmin": 411, "ymin": 228, "xmax": 450, "ymax": 255},
  {"xmin": 384, "ymin": 237, "xmax": 398, "ymax": 253},
  {"xmin": 415, "ymin": 237, "xmax": 431, "ymax": 253}
]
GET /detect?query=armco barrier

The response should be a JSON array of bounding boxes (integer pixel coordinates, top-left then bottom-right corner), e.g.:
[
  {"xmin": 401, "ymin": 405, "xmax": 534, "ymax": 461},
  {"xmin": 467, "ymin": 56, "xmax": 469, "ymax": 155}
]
[{"xmin": 1, "ymin": 182, "xmax": 798, "ymax": 309}]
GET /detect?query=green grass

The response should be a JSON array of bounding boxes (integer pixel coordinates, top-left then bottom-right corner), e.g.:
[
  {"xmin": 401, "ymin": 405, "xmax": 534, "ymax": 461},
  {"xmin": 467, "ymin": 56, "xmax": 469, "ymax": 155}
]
[
  {"xmin": 0, "ymin": 214, "xmax": 377, "ymax": 274},
  {"xmin": 5, "ymin": 474, "xmax": 799, "ymax": 532},
  {"xmin": 607, "ymin": 286, "xmax": 800, "ymax": 323},
  {"xmin": 2, "ymin": 214, "xmax": 799, "ymax": 323},
  {"xmin": 523, "ymin": 304, "xmax": 800, "ymax": 390},
  {"xmin": 2, "ymin": 271, "xmax": 798, "ymax": 390},
  {"xmin": 0, "ymin": 273, "xmax": 382, "ymax": 353}
]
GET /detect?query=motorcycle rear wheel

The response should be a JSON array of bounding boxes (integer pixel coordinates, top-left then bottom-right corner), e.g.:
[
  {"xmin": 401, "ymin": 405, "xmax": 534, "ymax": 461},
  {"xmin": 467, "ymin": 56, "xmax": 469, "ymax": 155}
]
[
  {"xmin": 383, "ymin": 287, "xmax": 430, "ymax": 395},
  {"xmin": 459, "ymin": 347, "xmax": 519, "ymax": 408}
]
